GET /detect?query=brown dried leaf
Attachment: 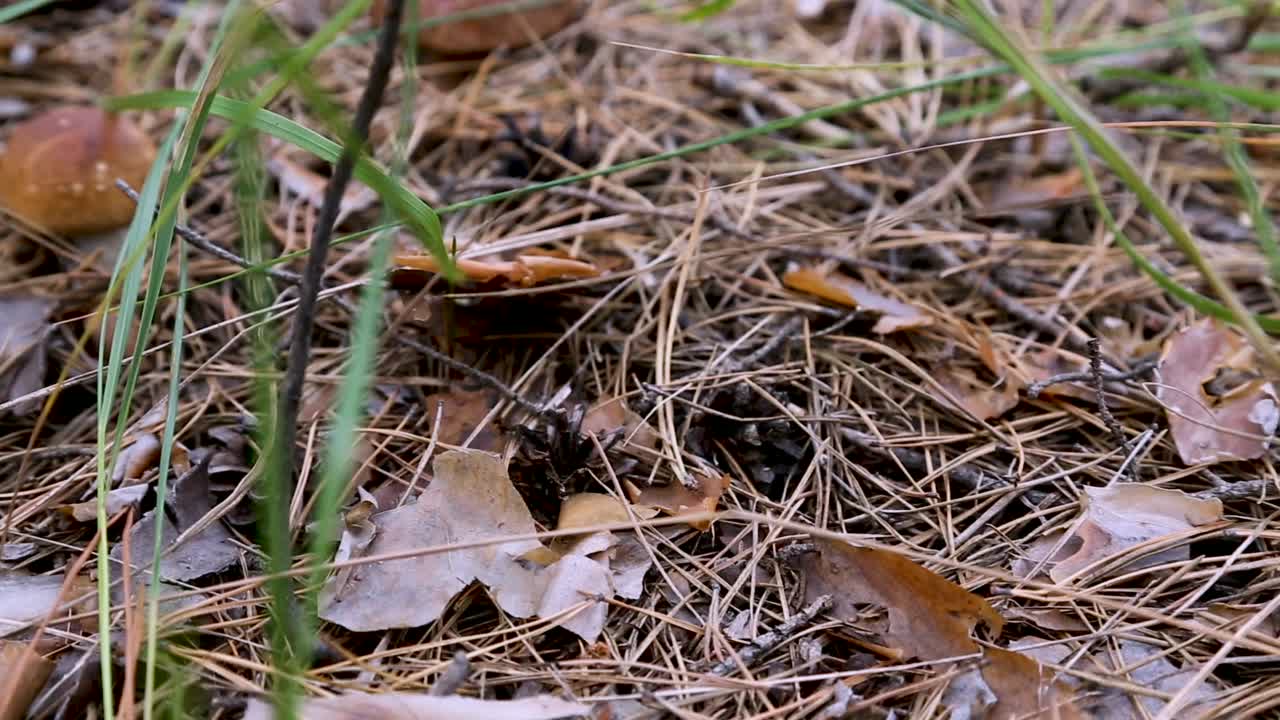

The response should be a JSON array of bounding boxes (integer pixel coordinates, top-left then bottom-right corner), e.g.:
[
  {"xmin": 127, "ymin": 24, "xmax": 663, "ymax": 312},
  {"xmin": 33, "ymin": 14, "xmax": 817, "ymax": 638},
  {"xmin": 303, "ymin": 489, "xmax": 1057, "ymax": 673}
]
[
  {"xmin": 1016, "ymin": 485, "xmax": 1223, "ymax": 583},
  {"xmin": 267, "ymin": 155, "xmax": 376, "ymax": 220},
  {"xmin": 0, "ymin": 295, "xmax": 54, "ymax": 416},
  {"xmin": 1017, "ymin": 348, "xmax": 1095, "ymax": 401},
  {"xmin": 58, "ymin": 484, "xmax": 148, "ymax": 523},
  {"xmin": 394, "ymin": 252, "xmax": 600, "ymax": 287},
  {"xmin": 1156, "ymin": 319, "xmax": 1278, "ymax": 465},
  {"xmin": 782, "ymin": 267, "xmax": 932, "ymax": 333},
  {"xmin": 0, "ymin": 640, "xmax": 53, "ymax": 720},
  {"xmin": 422, "ymin": 389, "xmax": 499, "ymax": 450},
  {"xmin": 110, "ymin": 458, "xmax": 239, "ymax": 583},
  {"xmin": 803, "ymin": 539, "xmax": 1003, "ymax": 660},
  {"xmin": 980, "ymin": 647, "xmax": 1085, "ymax": 720},
  {"xmin": 625, "ymin": 472, "xmax": 726, "ymax": 531},
  {"xmin": 242, "ymin": 692, "xmax": 588, "ymax": 720},
  {"xmin": 582, "ymin": 397, "xmax": 660, "ymax": 452},
  {"xmin": 319, "ymin": 450, "xmax": 624, "ymax": 641},
  {"xmin": 982, "ymin": 168, "xmax": 1085, "ymax": 212},
  {"xmin": 937, "ymin": 369, "xmax": 1021, "ymax": 421}
]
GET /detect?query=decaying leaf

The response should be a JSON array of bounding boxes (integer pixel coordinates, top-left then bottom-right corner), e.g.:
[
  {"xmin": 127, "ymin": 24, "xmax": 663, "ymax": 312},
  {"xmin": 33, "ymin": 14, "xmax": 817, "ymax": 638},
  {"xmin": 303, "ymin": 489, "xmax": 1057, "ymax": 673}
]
[
  {"xmin": 1014, "ymin": 484, "xmax": 1223, "ymax": 583},
  {"xmin": 1156, "ymin": 319, "xmax": 1278, "ymax": 465},
  {"xmin": 0, "ymin": 639, "xmax": 53, "ymax": 720},
  {"xmin": 1017, "ymin": 348, "xmax": 1095, "ymax": 401},
  {"xmin": 1087, "ymin": 640, "xmax": 1217, "ymax": 720},
  {"xmin": 582, "ymin": 396, "xmax": 660, "ymax": 452},
  {"xmin": 395, "ymin": 252, "xmax": 601, "ymax": 287},
  {"xmin": 320, "ymin": 450, "xmax": 645, "ymax": 641},
  {"xmin": 625, "ymin": 472, "xmax": 726, "ymax": 531},
  {"xmin": 804, "ymin": 540, "xmax": 1083, "ymax": 719},
  {"xmin": 0, "ymin": 294, "xmax": 54, "ymax": 415},
  {"xmin": 422, "ymin": 388, "xmax": 500, "ymax": 450},
  {"xmin": 58, "ymin": 484, "xmax": 148, "ymax": 523},
  {"xmin": 110, "ymin": 456, "xmax": 239, "ymax": 583},
  {"xmin": 242, "ymin": 692, "xmax": 588, "ymax": 720},
  {"xmin": 804, "ymin": 539, "xmax": 1003, "ymax": 660},
  {"xmin": 937, "ymin": 368, "xmax": 1021, "ymax": 421},
  {"xmin": 267, "ymin": 155, "xmax": 376, "ymax": 221},
  {"xmin": 0, "ymin": 573, "xmax": 92, "ymax": 638},
  {"xmin": 782, "ymin": 266, "xmax": 932, "ymax": 334}
]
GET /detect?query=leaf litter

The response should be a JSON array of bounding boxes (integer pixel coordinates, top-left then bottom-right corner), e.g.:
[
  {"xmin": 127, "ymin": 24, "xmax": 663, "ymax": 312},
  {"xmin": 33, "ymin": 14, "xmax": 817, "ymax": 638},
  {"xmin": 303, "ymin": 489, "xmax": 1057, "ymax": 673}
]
[{"xmin": 7, "ymin": 1, "xmax": 1280, "ymax": 717}]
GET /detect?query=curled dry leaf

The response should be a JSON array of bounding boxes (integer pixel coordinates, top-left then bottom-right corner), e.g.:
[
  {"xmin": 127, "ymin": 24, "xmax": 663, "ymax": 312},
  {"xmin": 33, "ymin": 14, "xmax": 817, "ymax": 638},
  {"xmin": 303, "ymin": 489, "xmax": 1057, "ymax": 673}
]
[
  {"xmin": 372, "ymin": 0, "xmax": 579, "ymax": 54},
  {"xmin": 803, "ymin": 540, "xmax": 1082, "ymax": 719},
  {"xmin": 0, "ymin": 295, "xmax": 54, "ymax": 416},
  {"xmin": 58, "ymin": 484, "xmax": 148, "ymax": 523},
  {"xmin": 395, "ymin": 252, "xmax": 600, "ymax": 287},
  {"xmin": 110, "ymin": 457, "xmax": 239, "ymax": 583},
  {"xmin": 782, "ymin": 266, "xmax": 932, "ymax": 334},
  {"xmin": 0, "ymin": 639, "xmax": 53, "ymax": 720},
  {"xmin": 320, "ymin": 450, "xmax": 645, "ymax": 641},
  {"xmin": 582, "ymin": 396, "xmax": 660, "ymax": 452},
  {"xmin": 1014, "ymin": 484, "xmax": 1223, "ymax": 583},
  {"xmin": 625, "ymin": 471, "xmax": 726, "ymax": 531},
  {"xmin": 267, "ymin": 155, "xmax": 376, "ymax": 222},
  {"xmin": 1156, "ymin": 319, "xmax": 1279, "ymax": 465},
  {"xmin": 243, "ymin": 692, "xmax": 588, "ymax": 720}
]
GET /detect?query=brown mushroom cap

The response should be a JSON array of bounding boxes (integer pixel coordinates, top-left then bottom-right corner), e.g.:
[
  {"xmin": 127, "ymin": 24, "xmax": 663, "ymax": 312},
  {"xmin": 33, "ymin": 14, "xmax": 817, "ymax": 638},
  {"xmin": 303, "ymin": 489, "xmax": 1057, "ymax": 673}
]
[
  {"xmin": 0, "ymin": 106, "xmax": 157, "ymax": 237},
  {"xmin": 373, "ymin": 0, "xmax": 577, "ymax": 54}
]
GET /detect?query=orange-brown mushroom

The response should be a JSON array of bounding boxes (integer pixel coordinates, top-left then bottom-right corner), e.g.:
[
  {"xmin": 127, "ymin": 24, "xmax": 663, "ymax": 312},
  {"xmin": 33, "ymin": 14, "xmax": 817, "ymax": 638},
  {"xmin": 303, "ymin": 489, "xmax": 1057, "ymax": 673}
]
[
  {"xmin": 0, "ymin": 106, "xmax": 156, "ymax": 237},
  {"xmin": 374, "ymin": 0, "xmax": 577, "ymax": 54}
]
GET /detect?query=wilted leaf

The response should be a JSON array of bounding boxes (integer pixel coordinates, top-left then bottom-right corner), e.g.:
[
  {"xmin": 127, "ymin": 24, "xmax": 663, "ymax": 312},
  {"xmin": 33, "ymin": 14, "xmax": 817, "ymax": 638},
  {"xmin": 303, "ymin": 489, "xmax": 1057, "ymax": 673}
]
[
  {"xmin": 395, "ymin": 252, "xmax": 600, "ymax": 287},
  {"xmin": 1017, "ymin": 348, "xmax": 1095, "ymax": 401},
  {"xmin": 0, "ymin": 573, "xmax": 92, "ymax": 638},
  {"xmin": 1015, "ymin": 485, "xmax": 1223, "ymax": 583},
  {"xmin": 582, "ymin": 397, "xmax": 660, "ymax": 452},
  {"xmin": 782, "ymin": 267, "xmax": 932, "ymax": 334},
  {"xmin": 242, "ymin": 692, "xmax": 588, "ymax": 720},
  {"xmin": 110, "ymin": 457, "xmax": 239, "ymax": 583},
  {"xmin": 804, "ymin": 539, "xmax": 1003, "ymax": 660},
  {"xmin": 0, "ymin": 639, "xmax": 53, "ymax": 720},
  {"xmin": 0, "ymin": 295, "xmax": 54, "ymax": 415},
  {"xmin": 58, "ymin": 484, "xmax": 148, "ymax": 523},
  {"xmin": 937, "ymin": 369, "xmax": 1021, "ymax": 421},
  {"xmin": 981, "ymin": 168, "xmax": 1085, "ymax": 213},
  {"xmin": 320, "ymin": 450, "xmax": 633, "ymax": 641},
  {"xmin": 268, "ymin": 155, "xmax": 376, "ymax": 220},
  {"xmin": 422, "ymin": 389, "xmax": 499, "ymax": 450},
  {"xmin": 1156, "ymin": 319, "xmax": 1278, "ymax": 465},
  {"xmin": 625, "ymin": 472, "xmax": 726, "ymax": 531}
]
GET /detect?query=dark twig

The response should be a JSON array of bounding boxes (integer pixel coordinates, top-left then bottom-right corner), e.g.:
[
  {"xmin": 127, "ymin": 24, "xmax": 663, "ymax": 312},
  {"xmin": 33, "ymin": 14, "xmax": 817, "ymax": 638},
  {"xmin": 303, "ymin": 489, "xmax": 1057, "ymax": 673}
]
[
  {"xmin": 428, "ymin": 651, "xmax": 471, "ymax": 696},
  {"xmin": 266, "ymin": 0, "xmax": 404, "ymax": 667},
  {"xmin": 1088, "ymin": 338, "xmax": 1131, "ymax": 462},
  {"xmin": 1027, "ymin": 358, "xmax": 1157, "ymax": 399},
  {"xmin": 708, "ymin": 594, "xmax": 833, "ymax": 676},
  {"xmin": 116, "ymin": 180, "xmax": 302, "ymax": 286}
]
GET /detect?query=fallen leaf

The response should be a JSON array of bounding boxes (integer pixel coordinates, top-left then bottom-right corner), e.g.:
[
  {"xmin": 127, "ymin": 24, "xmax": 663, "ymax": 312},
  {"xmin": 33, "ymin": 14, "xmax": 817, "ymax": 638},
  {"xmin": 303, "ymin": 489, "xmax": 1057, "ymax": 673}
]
[
  {"xmin": 242, "ymin": 692, "xmax": 589, "ymax": 720},
  {"xmin": 0, "ymin": 294, "xmax": 54, "ymax": 415},
  {"xmin": 320, "ymin": 449, "xmax": 629, "ymax": 641},
  {"xmin": 395, "ymin": 252, "xmax": 600, "ymax": 287},
  {"xmin": 803, "ymin": 539, "xmax": 1003, "ymax": 660},
  {"xmin": 1088, "ymin": 640, "xmax": 1217, "ymax": 720},
  {"xmin": 59, "ymin": 484, "xmax": 148, "ymax": 523},
  {"xmin": 0, "ymin": 544, "xmax": 35, "ymax": 563},
  {"xmin": 1015, "ymin": 484, "xmax": 1223, "ymax": 583},
  {"xmin": 625, "ymin": 471, "xmax": 726, "ymax": 531},
  {"xmin": 981, "ymin": 168, "xmax": 1085, "ymax": 212},
  {"xmin": 804, "ymin": 541, "xmax": 1084, "ymax": 719},
  {"xmin": 24, "ymin": 641, "xmax": 98, "ymax": 720},
  {"xmin": 582, "ymin": 396, "xmax": 660, "ymax": 452},
  {"xmin": 0, "ymin": 640, "xmax": 53, "ymax": 720},
  {"xmin": 1156, "ymin": 319, "xmax": 1278, "ymax": 465},
  {"xmin": 422, "ymin": 388, "xmax": 500, "ymax": 450},
  {"xmin": 267, "ymin": 155, "xmax": 376, "ymax": 220},
  {"xmin": 110, "ymin": 456, "xmax": 239, "ymax": 583},
  {"xmin": 937, "ymin": 368, "xmax": 1021, "ymax": 421},
  {"xmin": 0, "ymin": 573, "xmax": 92, "ymax": 638},
  {"xmin": 1017, "ymin": 348, "xmax": 1095, "ymax": 401},
  {"xmin": 782, "ymin": 266, "xmax": 932, "ymax": 334}
]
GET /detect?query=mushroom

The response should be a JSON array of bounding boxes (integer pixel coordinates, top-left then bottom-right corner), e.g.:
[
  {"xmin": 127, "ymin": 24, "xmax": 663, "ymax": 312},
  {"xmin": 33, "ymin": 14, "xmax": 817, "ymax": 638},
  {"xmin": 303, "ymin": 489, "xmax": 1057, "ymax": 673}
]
[
  {"xmin": 0, "ymin": 105, "xmax": 156, "ymax": 237},
  {"xmin": 373, "ymin": 0, "xmax": 577, "ymax": 54}
]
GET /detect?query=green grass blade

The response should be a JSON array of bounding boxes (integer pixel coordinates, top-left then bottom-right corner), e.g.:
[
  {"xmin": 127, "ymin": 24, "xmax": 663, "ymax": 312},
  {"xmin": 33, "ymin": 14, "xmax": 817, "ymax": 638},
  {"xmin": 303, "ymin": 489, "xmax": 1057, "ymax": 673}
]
[{"xmin": 0, "ymin": 0, "xmax": 57, "ymax": 23}]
